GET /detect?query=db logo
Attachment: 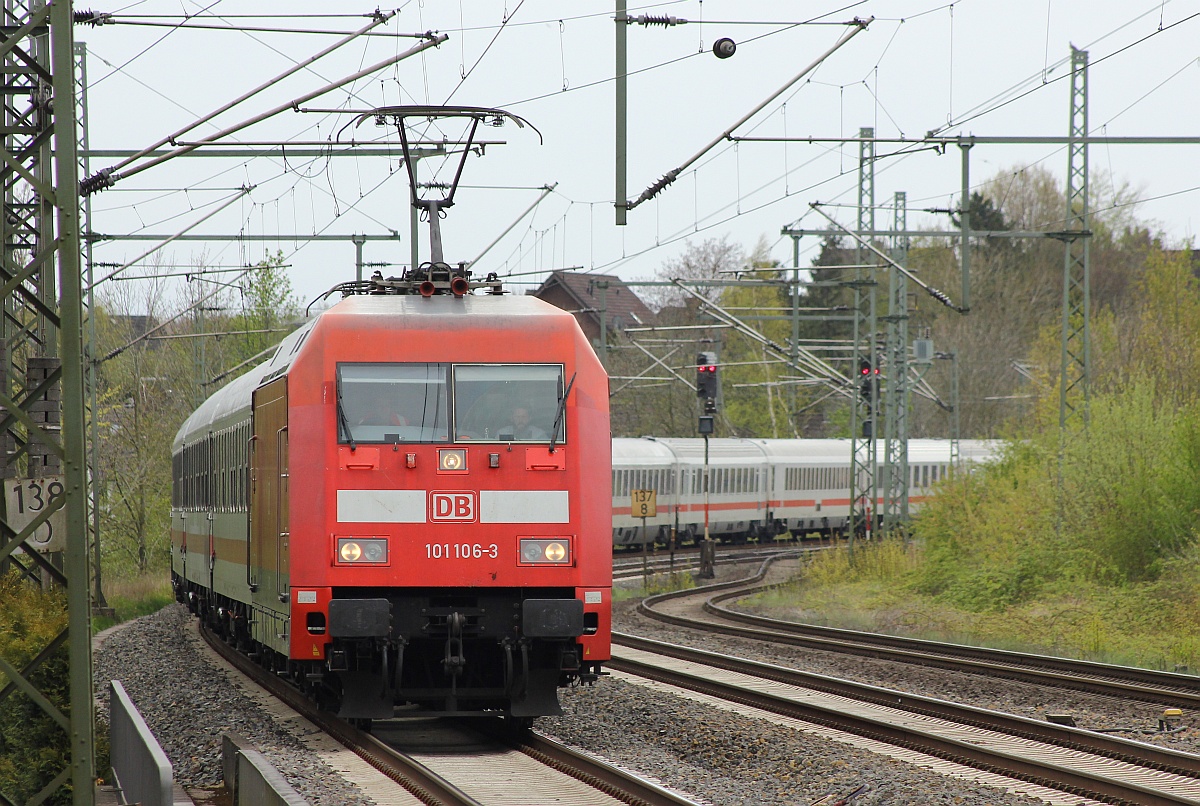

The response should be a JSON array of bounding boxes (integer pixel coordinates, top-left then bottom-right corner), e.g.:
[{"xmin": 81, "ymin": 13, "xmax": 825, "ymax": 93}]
[{"xmin": 429, "ymin": 491, "xmax": 477, "ymax": 522}]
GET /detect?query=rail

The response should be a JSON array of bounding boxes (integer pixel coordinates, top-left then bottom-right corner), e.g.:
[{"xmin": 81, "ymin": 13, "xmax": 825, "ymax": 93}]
[{"xmin": 611, "ymin": 635, "xmax": 1200, "ymax": 806}]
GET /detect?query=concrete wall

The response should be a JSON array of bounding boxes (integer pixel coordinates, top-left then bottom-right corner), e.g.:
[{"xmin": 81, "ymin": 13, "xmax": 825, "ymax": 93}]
[{"xmin": 222, "ymin": 733, "xmax": 310, "ymax": 806}]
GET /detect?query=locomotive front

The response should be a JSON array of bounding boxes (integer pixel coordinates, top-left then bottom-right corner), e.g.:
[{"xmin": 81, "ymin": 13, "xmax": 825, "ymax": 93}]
[{"xmin": 273, "ymin": 293, "xmax": 610, "ymax": 721}]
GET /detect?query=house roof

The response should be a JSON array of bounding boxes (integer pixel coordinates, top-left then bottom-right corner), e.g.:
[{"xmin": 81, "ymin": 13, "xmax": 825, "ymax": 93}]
[{"xmin": 531, "ymin": 270, "xmax": 654, "ymax": 332}]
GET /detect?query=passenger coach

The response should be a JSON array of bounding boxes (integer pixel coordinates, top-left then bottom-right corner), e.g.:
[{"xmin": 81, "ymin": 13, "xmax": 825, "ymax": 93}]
[{"xmin": 612, "ymin": 436, "xmax": 999, "ymax": 545}]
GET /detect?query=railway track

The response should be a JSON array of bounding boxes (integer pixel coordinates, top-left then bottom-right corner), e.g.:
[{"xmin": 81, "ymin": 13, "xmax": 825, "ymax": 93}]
[
  {"xmin": 612, "ymin": 542, "xmax": 807, "ymax": 580},
  {"xmin": 638, "ymin": 554, "xmax": 1200, "ymax": 707},
  {"xmin": 197, "ymin": 622, "xmax": 699, "ymax": 806},
  {"xmin": 609, "ymin": 634, "xmax": 1200, "ymax": 805}
]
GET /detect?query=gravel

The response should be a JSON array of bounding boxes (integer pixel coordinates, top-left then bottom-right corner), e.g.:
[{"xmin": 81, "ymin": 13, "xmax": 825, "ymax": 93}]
[
  {"xmin": 549, "ymin": 679, "xmax": 1044, "ymax": 806},
  {"xmin": 93, "ymin": 604, "xmax": 375, "ymax": 806},
  {"xmin": 542, "ymin": 562, "xmax": 1049, "ymax": 806},
  {"xmin": 95, "ymin": 562, "xmax": 1187, "ymax": 806}
]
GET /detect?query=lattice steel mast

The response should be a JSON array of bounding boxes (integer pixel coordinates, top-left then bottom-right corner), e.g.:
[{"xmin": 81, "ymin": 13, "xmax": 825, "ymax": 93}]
[
  {"xmin": 0, "ymin": 1, "xmax": 94, "ymax": 803},
  {"xmin": 1059, "ymin": 47, "xmax": 1090, "ymax": 430},
  {"xmin": 881, "ymin": 192, "xmax": 910, "ymax": 531},
  {"xmin": 848, "ymin": 127, "xmax": 878, "ymax": 545}
]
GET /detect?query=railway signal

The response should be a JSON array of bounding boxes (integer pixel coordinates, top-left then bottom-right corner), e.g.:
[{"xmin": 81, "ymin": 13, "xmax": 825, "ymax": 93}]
[
  {"xmin": 696, "ymin": 352, "xmax": 718, "ymax": 399},
  {"xmin": 695, "ymin": 351, "xmax": 719, "ymax": 577},
  {"xmin": 858, "ymin": 357, "xmax": 879, "ymax": 402}
]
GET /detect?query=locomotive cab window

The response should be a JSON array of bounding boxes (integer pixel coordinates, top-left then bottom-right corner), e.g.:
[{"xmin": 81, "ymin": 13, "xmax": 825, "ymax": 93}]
[
  {"xmin": 453, "ymin": 364, "xmax": 564, "ymax": 443},
  {"xmin": 337, "ymin": 363, "xmax": 450, "ymax": 444}
]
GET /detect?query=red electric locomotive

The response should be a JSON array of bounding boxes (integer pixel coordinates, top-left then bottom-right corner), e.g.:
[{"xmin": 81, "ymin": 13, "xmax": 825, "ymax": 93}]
[
  {"xmin": 172, "ymin": 275, "xmax": 611, "ymax": 722},
  {"xmin": 171, "ymin": 106, "xmax": 610, "ymax": 725}
]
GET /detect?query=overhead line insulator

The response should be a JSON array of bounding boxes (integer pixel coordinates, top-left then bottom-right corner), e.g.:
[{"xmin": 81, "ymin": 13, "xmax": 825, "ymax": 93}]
[
  {"xmin": 74, "ymin": 9, "xmax": 113, "ymax": 26},
  {"xmin": 79, "ymin": 168, "xmax": 114, "ymax": 197},
  {"xmin": 631, "ymin": 15, "xmax": 688, "ymax": 27}
]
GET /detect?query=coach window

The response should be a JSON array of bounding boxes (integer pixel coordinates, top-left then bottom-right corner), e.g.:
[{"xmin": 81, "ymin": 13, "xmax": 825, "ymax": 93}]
[
  {"xmin": 453, "ymin": 364, "xmax": 564, "ymax": 442},
  {"xmin": 338, "ymin": 363, "xmax": 449, "ymax": 444}
]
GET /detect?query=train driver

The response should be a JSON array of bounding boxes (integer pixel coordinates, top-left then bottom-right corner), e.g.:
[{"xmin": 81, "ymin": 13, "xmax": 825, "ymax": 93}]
[{"xmin": 499, "ymin": 403, "xmax": 547, "ymax": 441}]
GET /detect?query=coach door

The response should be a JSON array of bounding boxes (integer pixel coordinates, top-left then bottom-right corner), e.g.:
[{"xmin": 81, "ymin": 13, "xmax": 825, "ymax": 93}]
[{"xmin": 251, "ymin": 378, "xmax": 289, "ymax": 605}]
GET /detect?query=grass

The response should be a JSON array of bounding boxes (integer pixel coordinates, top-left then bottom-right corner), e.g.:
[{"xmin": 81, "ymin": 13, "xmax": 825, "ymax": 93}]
[
  {"xmin": 743, "ymin": 539, "xmax": 1200, "ymax": 673},
  {"xmin": 92, "ymin": 572, "xmax": 175, "ymax": 633},
  {"xmin": 613, "ymin": 571, "xmax": 697, "ymax": 601}
]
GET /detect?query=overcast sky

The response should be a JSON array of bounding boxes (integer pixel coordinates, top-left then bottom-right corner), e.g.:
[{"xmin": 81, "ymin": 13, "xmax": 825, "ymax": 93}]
[{"xmin": 81, "ymin": 0, "xmax": 1200, "ymax": 310}]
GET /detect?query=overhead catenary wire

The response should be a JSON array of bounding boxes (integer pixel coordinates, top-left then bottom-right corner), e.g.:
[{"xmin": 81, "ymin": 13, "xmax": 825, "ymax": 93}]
[
  {"xmin": 91, "ymin": 187, "xmax": 255, "ymax": 288},
  {"xmin": 98, "ymin": 269, "xmax": 256, "ymax": 363},
  {"xmin": 138, "ymin": 0, "xmax": 844, "ymax": 275},
  {"xmin": 82, "ymin": 31, "xmax": 448, "ymax": 195},
  {"xmin": 619, "ymin": 0, "xmax": 1200, "ymax": 266},
  {"xmin": 469, "ymin": 183, "xmax": 557, "ymax": 269},
  {"xmin": 442, "ymin": 0, "xmax": 527, "ymax": 105},
  {"xmin": 808, "ymin": 202, "xmax": 966, "ymax": 313},
  {"xmin": 82, "ymin": 0, "xmax": 1200, "ymax": 314},
  {"xmin": 106, "ymin": 10, "xmax": 397, "ymax": 176},
  {"xmin": 105, "ymin": 19, "xmax": 428, "ymax": 37},
  {"xmin": 88, "ymin": 0, "xmax": 223, "ymax": 90},
  {"xmin": 624, "ymin": 17, "xmax": 873, "ymax": 212},
  {"xmin": 609, "ymin": 2, "xmax": 1200, "ymax": 273},
  {"xmin": 671, "ymin": 279, "xmax": 850, "ymax": 395}
]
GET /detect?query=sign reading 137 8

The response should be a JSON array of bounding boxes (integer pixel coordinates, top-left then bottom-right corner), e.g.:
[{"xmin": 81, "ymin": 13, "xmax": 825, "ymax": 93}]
[
  {"xmin": 5, "ymin": 476, "xmax": 66, "ymax": 553},
  {"xmin": 631, "ymin": 489, "xmax": 657, "ymax": 518}
]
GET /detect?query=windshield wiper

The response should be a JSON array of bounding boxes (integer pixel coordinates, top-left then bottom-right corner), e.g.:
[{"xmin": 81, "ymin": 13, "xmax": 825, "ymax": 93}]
[
  {"xmin": 548, "ymin": 372, "xmax": 576, "ymax": 454},
  {"xmin": 336, "ymin": 394, "xmax": 357, "ymax": 451}
]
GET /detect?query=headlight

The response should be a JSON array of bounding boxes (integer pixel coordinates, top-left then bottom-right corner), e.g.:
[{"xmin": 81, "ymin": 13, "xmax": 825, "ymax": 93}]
[
  {"xmin": 438, "ymin": 448, "xmax": 467, "ymax": 472},
  {"xmin": 337, "ymin": 537, "xmax": 388, "ymax": 564},
  {"xmin": 519, "ymin": 538, "xmax": 571, "ymax": 565}
]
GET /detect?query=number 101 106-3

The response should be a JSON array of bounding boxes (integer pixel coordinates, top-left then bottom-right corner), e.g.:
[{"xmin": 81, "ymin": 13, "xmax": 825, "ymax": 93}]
[{"xmin": 425, "ymin": 543, "xmax": 499, "ymax": 560}]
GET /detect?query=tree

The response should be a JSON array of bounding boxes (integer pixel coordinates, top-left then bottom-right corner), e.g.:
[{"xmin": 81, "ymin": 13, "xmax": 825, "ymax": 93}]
[
  {"xmin": 94, "ymin": 279, "xmax": 194, "ymax": 575},
  {"xmin": 609, "ymin": 236, "xmax": 744, "ymax": 437},
  {"xmin": 219, "ymin": 251, "xmax": 302, "ymax": 372},
  {"xmin": 643, "ymin": 235, "xmax": 743, "ymax": 310},
  {"xmin": 776, "ymin": 235, "xmax": 861, "ymax": 435},
  {"xmin": 607, "ymin": 343, "xmax": 703, "ymax": 438},
  {"xmin": 907, "ymin": 164, "xmax": 1158, "ymax": 439},
  {"xmin": 717, "ymin": 239, "xmax": 797, "ymax": 438}
]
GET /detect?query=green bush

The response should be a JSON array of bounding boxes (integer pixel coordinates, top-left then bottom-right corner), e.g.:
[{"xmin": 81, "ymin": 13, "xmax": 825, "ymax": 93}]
[
  {"xmin": 0, "ymin": 572, "xmax": 72, "ymax": 804},
  {"xmin": 910, "ymin": 385, "xmax": 1200, "ymax": 612}
]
